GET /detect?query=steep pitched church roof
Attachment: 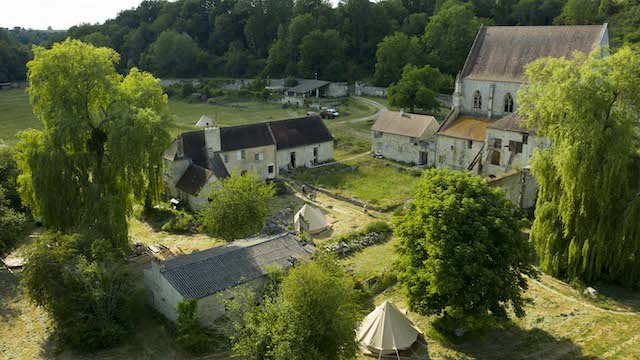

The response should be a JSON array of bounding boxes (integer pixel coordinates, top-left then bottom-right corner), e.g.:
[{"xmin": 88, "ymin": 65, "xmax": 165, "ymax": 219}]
[{"xmin": 461, "ymin": 24, "xmax": 608, "ymax": 83}]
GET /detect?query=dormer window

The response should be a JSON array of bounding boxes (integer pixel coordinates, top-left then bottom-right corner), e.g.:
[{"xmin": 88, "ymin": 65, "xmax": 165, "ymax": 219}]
[
  {"xmin": 473, "ymin": 91, "xmax": 482, "ymax": 109},
  {"xmin": 504, "ymin": 93, "xmax": 514, "ymax": 113}
]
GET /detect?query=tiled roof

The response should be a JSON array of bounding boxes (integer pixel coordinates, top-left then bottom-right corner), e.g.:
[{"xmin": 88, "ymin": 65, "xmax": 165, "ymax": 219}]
[
  {"xmin": 487, "ymin": 112, "xmax": 534, "ymax": 134},
  {"xmin": 437, "ymin": 116, "xmax": 493, "ymax": 141},
  {"xmin": 220, "ymin": 122, "xmax": 274, "ymax": 152},
  {"xmin": 371, "ymin": 110, "xmax": 439, "ymax": 138},
  {"xmin": 160, "ymin": 233, "xmax": 312, "ymax": 299},
  {"xmin": 268, "ymin": 115, "xmax": 333, "ymax": 150},
  {"xmin": 462, "ymin": 25, "xmax": 607, "ymax": 83},
  {"xmin": 175, "ymin": 164, "xmax": 213, "ymax": 196},
  {"xmin": 286, "ymin": 79, "xmax": 330, "ymax": 94}
]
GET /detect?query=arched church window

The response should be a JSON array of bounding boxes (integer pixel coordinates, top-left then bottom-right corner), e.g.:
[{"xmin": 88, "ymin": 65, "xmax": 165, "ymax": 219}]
[
  {"xmin": 504, "ymin": 93, "xmax": 514, "ymax": 113},
  {"xmin": 473, "ymin": 91, "xmax": 482, "ymax": 109}
]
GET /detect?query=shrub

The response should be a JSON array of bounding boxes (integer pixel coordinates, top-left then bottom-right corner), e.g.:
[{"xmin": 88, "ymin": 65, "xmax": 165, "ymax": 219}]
[
  {"xmin": 176, "ymin": 300, "xmax": 218, "ymax": 355},
  {"xmin": 161, "ymin": 211, "xmax": 196, "ymax": 233},
  {"xmin": 284, "ymin": 76, "xmax": 298, "ymax": 87},
  {"xmin": 363, "ymin": 220, "xmax": 392, "ymax": 235}
]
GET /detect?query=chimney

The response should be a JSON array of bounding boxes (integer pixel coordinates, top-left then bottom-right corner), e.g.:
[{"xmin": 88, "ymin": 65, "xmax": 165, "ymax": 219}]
[
  {"xmin": 204, "ymin": 127, "xmax": 221, "ymax": 156},
  {"xmin": 399, "ymin": 108, "xmax": 404, "ymax": 117},
  {"xmin": 176, "ymin": 137, "xmax": 184, "ymax": 158}
]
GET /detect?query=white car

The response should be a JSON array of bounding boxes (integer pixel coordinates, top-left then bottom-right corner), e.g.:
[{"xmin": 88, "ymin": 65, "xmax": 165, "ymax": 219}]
[{"xmin": 326, "ymin": 108, "xmax": 339, "ymax": 117}]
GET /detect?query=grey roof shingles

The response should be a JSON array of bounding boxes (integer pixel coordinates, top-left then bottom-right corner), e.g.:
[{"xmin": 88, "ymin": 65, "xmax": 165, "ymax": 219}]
[
  {"xmin": 220, "ymin": 122, "xmax": 275, "ymax": 152},
  {"xmin": 462, "ymin": 25, "xmax": 607, "ymax": 83},
  {"xmin": 175, "ymin": 164, "xmax": 213, "ymax": 196},
  {"xmin": 487, "ymin": 112, "xmax": 535, "ymax": 134},
  {"xmin": 161, "ymin": 233, "xmax": 312, "ymax": 300},
  {"xmin": 286, "ymin": 79, "xmax": 330, "ymax": 94},
  {"xmin": 268, "ymin": 115, "xmax": 334, "ymax": 150}
]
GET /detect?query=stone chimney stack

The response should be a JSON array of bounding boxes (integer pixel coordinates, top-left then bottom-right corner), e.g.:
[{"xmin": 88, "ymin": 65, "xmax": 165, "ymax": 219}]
[
  {"xmin": 204, "ymin": 127, "xmax": 222, "ymax": 157},
  {"xmin": 176, "ymin": 137, "xmax": 184, "ymax": 158},
  {"xmin": 399, "ymin": 108, "xmax": 404, "ymax": 117},
  {"xmin": 452, "ymin": 72, "xmax": 463, "ymax": 111}
]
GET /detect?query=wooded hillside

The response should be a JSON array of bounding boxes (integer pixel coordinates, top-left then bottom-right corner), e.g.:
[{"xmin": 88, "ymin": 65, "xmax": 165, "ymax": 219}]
[{"xmin": 2, "ymin": 0, "xmax": 639, "ymax": 83}]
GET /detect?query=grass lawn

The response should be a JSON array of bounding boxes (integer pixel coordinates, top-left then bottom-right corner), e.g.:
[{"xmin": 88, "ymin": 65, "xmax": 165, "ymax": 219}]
[
  {"xmin": 0, "ymin": 89, "xmax": 378, "ymax": 159},
  {"xmin": 0, "ymin": 89, "xmax": 40, "ymax": 145},
  {"xmin": 295, "ymin": 158, "xmax": 419, "ymax": 209},
  {"xmin": 342, "ymin": 240, "xmax": 640, "ymax": 360}
]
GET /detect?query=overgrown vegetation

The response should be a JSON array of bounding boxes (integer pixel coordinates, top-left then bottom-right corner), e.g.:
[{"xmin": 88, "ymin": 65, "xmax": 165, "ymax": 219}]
[
  {"xmin": 175, "ymin": 300, "xmax": 227, "ymax": 354},
  {"xmin": 228, "ymin": 253, "xmax": 363, "ymax": 360},
  {"xmin": 22, "ymin": 232, "xmax": 140, "ymax": 351},
  {"xmin": 200, "ymin": 171, "xmax": 275, "ymax": 241},
  {"xmin": 0, "ymin": 145, "xmax": 27, "ymax": 254},
  {"xmin": 393, "ymin": 169, "xmax": 538, "ymax": 333}
]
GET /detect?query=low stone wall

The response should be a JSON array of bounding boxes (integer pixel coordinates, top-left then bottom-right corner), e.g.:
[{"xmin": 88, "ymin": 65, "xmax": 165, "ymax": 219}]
[
  {"xmin": 355, "ymin": 82, "xmax": 388, "ymax": 97},
  {"xmin": 487, "ymin": 168, "xmax": 537, "ymax": 209}
]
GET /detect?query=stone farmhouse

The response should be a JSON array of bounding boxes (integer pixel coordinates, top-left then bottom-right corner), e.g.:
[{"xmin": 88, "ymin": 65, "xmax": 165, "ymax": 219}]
[
  {"xmin": 164, "ymin": 115, "xmax": 334, "ymax": 209},
  {"xmin": 436, "ymin": 24, "xmax": 609, "ymax": 175},
  {"xmin": 144, "ymin": 233, "xmax": 313, "ymax": 326},
  {"xmin": 371, "ymin": 110, "xmax": 439, "ymax": 166}
]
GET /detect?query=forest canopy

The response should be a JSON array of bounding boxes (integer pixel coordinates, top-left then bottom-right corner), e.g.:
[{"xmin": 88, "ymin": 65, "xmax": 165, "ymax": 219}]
[{"xmin": 2, "ymin": 0, "xmax": 638, "ymax": 82}]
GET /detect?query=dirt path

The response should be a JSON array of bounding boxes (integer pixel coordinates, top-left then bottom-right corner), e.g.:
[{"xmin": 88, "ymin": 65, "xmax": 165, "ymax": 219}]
[
  {"xmin": 334, "ymin": 96, "xmax": 386, "ymax": 124},
  {"xmin": 309, "ymin": 151, "xmax": 370, "ymax": 168}
]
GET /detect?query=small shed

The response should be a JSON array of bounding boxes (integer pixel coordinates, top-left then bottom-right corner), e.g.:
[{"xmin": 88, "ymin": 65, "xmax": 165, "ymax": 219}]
[
  {"xmin": 144, "ymin": 233, "xmax": 313, "ymax": 327},
  {"xmin": 294, "ymin": 204, "xmax": 328, "ymax": 234},
  {"xmin": 195, "ymin": 115, "xmax": 214, "ymax": 127}
]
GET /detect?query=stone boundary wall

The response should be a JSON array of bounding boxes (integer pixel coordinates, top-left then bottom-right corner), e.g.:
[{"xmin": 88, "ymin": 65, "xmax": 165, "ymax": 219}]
[{"xmin": 487, "ymin": 168, "xmax": 537, "ymax": 209}]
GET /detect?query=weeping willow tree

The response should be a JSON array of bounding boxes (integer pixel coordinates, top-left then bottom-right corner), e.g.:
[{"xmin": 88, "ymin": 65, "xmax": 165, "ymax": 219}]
[
  {"xmin": 519, "ymin": 46, "xmax": 640, "ymax": 286},
  {"xmin": 15, "ymin": 39, "xmax": 172, "ymax": 250}
]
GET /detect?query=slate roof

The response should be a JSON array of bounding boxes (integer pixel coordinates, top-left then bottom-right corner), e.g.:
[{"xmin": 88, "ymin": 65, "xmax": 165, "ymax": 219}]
[
  {"xmin": 175, "ymin": 164, "xmax": 213, "ymax": 196},
  {"xmin": 269, "ymin": 115, "xmax": 334, "ymax": 150},
  {"xmin": 462, "ymin": 25, "xmax": 607, "ymax": 83},
  {"xmin": 220, "ymin": 122, "xmax": 274, "ymax": 152},
  {"xmin": 180, "ymin": 130, "xmax": 208, "ymax": 167},
  {"xmin": 371, "ymin": 111, "xmax": 439, "ymax": 138},
  {"xmin": 160, "ymin": 233, "xmax": 313, "ymax": 300},
  {"xmin": 487, "ymin": 112, "xmax": 534, "ymax": 134},
  {"xmin": 286, "ymin": 79, "xmax": 330, "ymax": 94},
  {"xmin": 437, "ymin": 116, "xmax": 494, "ymax": 141}
]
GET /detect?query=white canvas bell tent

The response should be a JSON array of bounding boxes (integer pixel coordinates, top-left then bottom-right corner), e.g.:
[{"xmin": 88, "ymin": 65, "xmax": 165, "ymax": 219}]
[
  {"xmin": 294, "ymin": 204, "xmax": 328, "ymax": 234},
  {"xmin": 195, "ymin": 115, "xmax": 214, "ymax": 127},
  {"xmin": 356, "ymin": 300, "xmax": 421, "ymax": 358}
]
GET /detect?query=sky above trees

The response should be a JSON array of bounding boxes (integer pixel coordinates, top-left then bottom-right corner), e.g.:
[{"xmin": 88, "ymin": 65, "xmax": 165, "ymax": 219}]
[{"xmin": 2, "ymin": 0, "xmax": 143, "ymax": 30}]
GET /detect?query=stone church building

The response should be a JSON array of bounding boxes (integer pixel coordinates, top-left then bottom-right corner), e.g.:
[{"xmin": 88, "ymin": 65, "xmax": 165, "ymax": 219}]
[{"xmin": 436, "ymin": 24, "xmax": 609, "ymax": 176}]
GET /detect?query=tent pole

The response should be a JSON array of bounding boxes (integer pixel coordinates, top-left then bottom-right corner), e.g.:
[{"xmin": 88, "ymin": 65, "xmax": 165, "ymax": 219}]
[
  {"xmin": 395, "ymin": 349, "xmax": 401, "ymax": 360},
  {"xmin": 378, "ymin": 350, "xmax": 383, "ymax": 360}
]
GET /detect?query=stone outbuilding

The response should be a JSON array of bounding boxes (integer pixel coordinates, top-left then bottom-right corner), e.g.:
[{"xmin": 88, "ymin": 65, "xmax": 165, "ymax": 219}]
[
  {"xmin": 143, "ymin": 233, "xmax": 313, "ymax": 327},
  {"xmin": 371, "ymin": 110, "xmax": 439, "ymax": 166}
]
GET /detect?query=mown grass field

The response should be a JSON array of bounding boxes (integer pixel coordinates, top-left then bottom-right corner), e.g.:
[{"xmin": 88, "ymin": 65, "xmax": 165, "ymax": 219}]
[
  {"xmin": 0, "ymin": 89, "xmax": 378, "ymax": 145},
  {"xmin": 0, "ymin": 89, "xmax": 40, "ymax": 145},
  {"xmin": 295, "ymin": 157, "xmax": 420, "ymax": 209}
]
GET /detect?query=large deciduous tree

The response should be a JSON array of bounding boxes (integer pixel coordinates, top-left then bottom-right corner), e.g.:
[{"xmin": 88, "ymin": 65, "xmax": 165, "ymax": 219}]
[
  {"xmin": 230, "ymin": 253, "xmax": 362, "ymax": 360},
  {"xmin": 16, "ymin": 39, "xmax": 172, "ymax": 249},
  {"xmin": 393, "ymin": 169, "xmax": 537, "ymax": 329},
  {"xmin": 423, "ymin": 0, "xmax": 481, "ymax": 75},
  {"xmin": 142, "ymin": 30, "xmax": 203, "ymax": 77},
  {"xmin": 519, "ymin": 47, "xmax": 640, "ymax": 286},
  {"xmin": 373, "ymin": 32, "xmax": 423, "ymax": 86},
  {"xmin": 299, "ymin": 29, "xmax": 347, "ymax": 81},
  {"xmin": 387, "ymin": 64, "xmax": 449, "ymax": 112},
  {"xmin": 199, "ymin": 171, "xmax": 275, "ymax": 241}
]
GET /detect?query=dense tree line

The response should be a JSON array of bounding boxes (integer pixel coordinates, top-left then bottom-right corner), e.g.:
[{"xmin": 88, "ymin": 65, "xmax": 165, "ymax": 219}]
[{"xmin": 3, "ymin": 0, "xmax": 640, "ymax": 82}]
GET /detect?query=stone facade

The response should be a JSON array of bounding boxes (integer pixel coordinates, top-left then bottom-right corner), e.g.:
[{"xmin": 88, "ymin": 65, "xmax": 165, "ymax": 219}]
[
  {"xmin": 219, "ymin": 144, "xmax": 278, "ymax": 179},
  {"xmin": 482, "ymin": 128, "xmax": 548, "ymax": 177},
  {"xmin": 487, "ymin": 168, "xmax": 537, "ymax": 209},
  {"xmin": 372, "ymin": 132, "xmax": 435, "ymax": 166},
  {"xmin": 276, "ymin": 141, "xmax": 334, "ymax": 170},
  {"xmin": 435, "ymin": 135, "xmax": 484, "ymax": 172},
  {"xmin": 456, "ymin": 79, "xmax": 521, "ymax": 119}
]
